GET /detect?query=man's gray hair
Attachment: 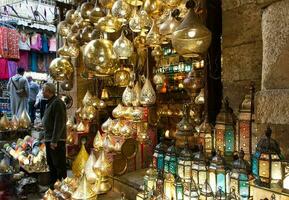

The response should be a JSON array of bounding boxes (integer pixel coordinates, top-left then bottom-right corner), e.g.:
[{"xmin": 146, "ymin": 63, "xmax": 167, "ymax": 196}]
[{"xmin": 44, "ymin": 83, "xmax": 56, "ymax": 94}]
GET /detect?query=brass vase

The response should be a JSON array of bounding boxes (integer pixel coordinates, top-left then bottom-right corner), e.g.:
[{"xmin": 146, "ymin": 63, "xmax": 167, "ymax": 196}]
[{"xmin": 72, "ymin": 141, "xmax": 89, "ymax": 177}]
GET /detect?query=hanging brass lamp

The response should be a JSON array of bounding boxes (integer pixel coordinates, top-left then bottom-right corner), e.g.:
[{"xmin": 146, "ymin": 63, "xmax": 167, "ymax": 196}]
[
  {"xmin": 129, "ymin": 9, "xmax": 142, "ymax": 32},
  {"xmin": 172, "ymin": 0, "xmax": 211, "ymax": 58},
  {"xmin": 176, "ymin": 104, "xmax": 194, "ymax": 136},
  {"xmin": 82, "ymin": 105, "xmax": 97, "ymax": 120},
  {"xmin": 143, "ymin": 0, "xmax": 163, "ymax": 19},
  {"xmin": 115, "ymin": 68, "xmax": 130, "ymax": 87},
  {"xmin": 153, "ymin": 73, "xmax": 165, "ymax": 89},
  {"xmin": 99, "ymin": 0, "xmax": 116, "ymax": 9},
  {"xmin": 90, "ymin": 0, "xmax": 105, "ymax": 26},
  {"xmin": 71, "ymin": 173, "xmax": 97, "ymax": 200},
  {"xmin": 93, "ymin": 131, "xmax": 103, "ymax": 149},
  {"xmin": 0, "ymin": 114, "xmax": 10, "ymax": 130},
  {"xmin": 122, "ymin": 86, "xmax": 135, "ymax": 106},
  {"xmin": 112, "ymin": 0, "xmax": 132, "ymax": 23},
  {"xmin": 49, "ymin": 58, "xmax": 74, "ymax": 81},
  {"xmin": 97, "ymin": 11, "xmax": 121, "ymax": 33},
  {"xmin": 57, "ymin": 21, "xmax": 71, "ymax": 38},
  {"xmin": 140, "ymin": 78, "xmax": 156, "ymax": 106},
  {"xmin": 19, "ymin": 110, "xmax": 31, "ymax": 129},
  {"xmin": 112, "ymin": 104, "xmax": 124, "ymax": 118},
  {"xmin": 81, "ymin": 26, "xmax": 94, "ymax": 44},
  {"xmin": 101, "ymin": 88, "xmax": 109, "ymax": 100},
  {"xmin": 65, "ymin": 9, "xmax": 77, "ymax": 25},
  {"xmin": 159, "ymin": 10, "xmax": 180, "ymax": 38},
  {"xmin": 133, "ymin": 29, "xmax": 147, "ymax": 48},
  {"xmin": 195, "ymin": 88, "xmax": 205, "ymax": 104},
  {"xmin": 72, "ymin": 140, "xmax": 89, "ymax": 177},
  {"xmin": 80, "ymin": 2, "xmax": 94, "ymax": 22},
  {"xmin": 113, "ymin": 31, "xmax": 134, "ymax": 59},
  {"xmin": 125, "ymin": 0, "xmax": 143, "ymax": 6},
  {"xmin": 146, "ymin": 19, "xmax": 161, "ymax": 47},
  {"xmin": 57, "ymin": 39, "xmax": 70, "ymax": 59},
  {"xmin": 67, "ymin": 30, "xmax": 81, "ymax": 45},
  {"xmin": 68, "ymin": 43, "xmax": 80, "ymax": 58},
  {"xmin": 139, "ymin": 10, "xmax": 152, "ymax": 31}
]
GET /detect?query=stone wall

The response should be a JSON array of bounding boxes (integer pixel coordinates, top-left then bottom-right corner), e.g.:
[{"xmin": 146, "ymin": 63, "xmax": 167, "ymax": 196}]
[{"xmin": 222, "ymin": 0, "xmax": 262, "ymax": 112}]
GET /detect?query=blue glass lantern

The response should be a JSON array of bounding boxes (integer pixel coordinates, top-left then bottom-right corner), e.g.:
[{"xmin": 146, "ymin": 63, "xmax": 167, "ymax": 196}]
[
  {"xmin": 208, "ymin": 151, "xmax": 227, "ymax": 194},
  {"xmin": 191, "ymin": 147, "xmax": 208, "ymax": 189},
  {"xmin": 230, "ymin": 150, "xmax": 250, "ymax": 200},
  {"xmin": 215, "ymin": 98, "xmax": 235, "ymax": 156},
  {"xmin": 164, "ymin": 140, "xmax": 178, "ymax": 176},
  {"xmin": 252, "ymin": 126, "xmax": 283, "ymax": 188},
  {"xmin": 153, "ymin": 137, "xmax": 167, "ymax": 171}
]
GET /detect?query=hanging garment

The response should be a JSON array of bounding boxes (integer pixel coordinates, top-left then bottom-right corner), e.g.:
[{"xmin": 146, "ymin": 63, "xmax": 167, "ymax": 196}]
[
  {"xmin": 17, "ymin": 51, "xmax": 29, "ymax": 71},
  {"xmin": 7, "ymin": 29, "xmax": 20, "ymax": 59},
  {"xmin": 41, "ymin": 34, "xmax": 49, "ymax": 53},
  {"xmin": 0, "ymin": 27, "xmax": 9, "ymax": 58},
  {"xmin": 8, "ymin": 61, "xmax": 18, "ymax": 78},
  {"xmin": 49, "ymin": 36, "xmax": 56, "ymax": 52},
  {"xmin": 18, "ymin": 31, "xmax": 31, "ymax": 51},
  {"xmin": 30, "ymin": 52, "xmax": 38, "ymax": 72},
  {"xmin": 37, "ymin": 54, "xmax": 45, "ymax": 72},
  {"xmin": 30, "ymin": 33, "xmax": 42, "ymax": 51},
  {"xmin": 0, "ymin": 58, "xmax": 9, "ymax": 79}
]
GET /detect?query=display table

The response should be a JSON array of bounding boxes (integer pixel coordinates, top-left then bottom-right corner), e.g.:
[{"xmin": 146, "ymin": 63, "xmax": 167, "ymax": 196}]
[{"xmin": 250, "ymin": 181, "xmax": 289, "ymax": 199}]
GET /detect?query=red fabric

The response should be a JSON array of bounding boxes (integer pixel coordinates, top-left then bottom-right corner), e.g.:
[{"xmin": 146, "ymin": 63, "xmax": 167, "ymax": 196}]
[
  {"xmin": 7, "ymin": 29, "xmax": 20, "ymax": 59},
  {"xmin": 17, "ymin": 51, "xmax": 29, "ymax": 71},
  {"xmin": 0, "ymin": 58, "xmax": 9, "ymax": 79},
  {"xmin": 0, "ymin": 27, "xmax": 9, "ymax": 58}
]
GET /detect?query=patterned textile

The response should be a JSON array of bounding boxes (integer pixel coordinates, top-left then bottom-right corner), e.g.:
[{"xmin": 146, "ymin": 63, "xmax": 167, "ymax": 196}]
[
  {"xmin": 8, "ymin": 61, "xmax": 18, "ymax": 78},
  {"xmin": 7, "ymin": 29, "xmax": 20, "ymax": 59},
  {"xmin": 0, "ymin": 27, "xmax": 9, "ymax": 58},
  {"xmin": 18, "ymin": 31, "xmax": 31, "ymax": 51},
  {"xmin": 31, "ymin": 33, "xmax": 42, "ymax": 51},
  {"xmin": 17, "ymin": 51, "xmax": 29, "ymax": 71},
  {"xmin": 0, "ymin": 58, "xmax": 9, "ymax": 79},
  {"xmin": 49, "ymin": 36, "xmax": 56, "ymax": 52}
]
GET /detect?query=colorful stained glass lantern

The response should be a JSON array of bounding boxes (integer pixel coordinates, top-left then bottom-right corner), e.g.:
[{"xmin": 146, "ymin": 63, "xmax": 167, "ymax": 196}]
[
  {"xmin": 164, "ymin": 140, "xmax": 178, "ymax": 176},
  {"xmin": 175, "ymin": 176, "xmax": 184, "ymax": 200},
  {"xmin": 153, "ymin": 137, "xmax": 168, "ymax": 171},
  {"xmin": 208, "ymin": 151, "xmax": 227, "ymax": 194},
  {"xmin": 198, "ymin": 116, "xmax": 213, "ymax": 156},
  {"xmin": 199, "ymin": 180, "xmax": 214, "ymax": 200},
  {"xmin": 230, "ymin": 150, "xmax": 250, "ymax": 199},
  {"xmin": 192, "ymin": 147, "xmax": 208, "ymax": 189},
  {"xmin": 238, "ymin": 86, "xmax": 254, "ymax": 161},
  {"xmin": 183, "ymin": 179, "xmax": 199, "ymax": 200},
  {"xmin": 164, "ymin": 173, "xmax": 176, "ymax": 200},
  {"xmin": 283, "ymin": 163, "xmax": 289, "ymax": 193},
  {"xmin": 252, "ymin": 126, "xmax": 283, "ymax": 188},
  {"xmin": 215, "ymin": 97, "xmax": 235, "ymax": 156},
  {"xmin": 144, "ymin": 164, "xmax": 157, "ymax": 190},
  {"xmin": 177, "ymin": 144, "xmax": 193, "ymax": 181}
]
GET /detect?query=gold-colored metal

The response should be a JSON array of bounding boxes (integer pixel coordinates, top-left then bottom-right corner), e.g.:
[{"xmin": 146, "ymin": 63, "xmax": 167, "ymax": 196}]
[
  {"xmin": 49, "ymin": 58, "xmax": 74, "ymax": 81},
  {"xmin": 72, "ymin": 140, "xmax": 89, "ymax": 177},
  {"xmin": 195, "ymin": 88, "xmax": 205, "ymax": 104},
  {"xmin": 143, "ymin": 0, "xmax": 163, "ymax": 19},
  {"xmin": 97, "ymin": 11, "xmax": 121, "ymax": 33},
  {"xmin": 140, "ymin": 78, "xmax": 156, "ymax": 106},
  {"xmin": 83, "ymin": 90, "xmax": 93, "ymax": 106},
  {"xmin": 132, "ymin": 81, "xmax": 141, "ymax": 106},
  {"xmin": 125, "ymin": 0, "xmax": 143, "ymax": 6},
  {"xmin": 119, "ymin": 122, "xmax": 133, "ymax": 137},
  {"xmin": 57, "ymin": 21, "xmax": 71, "ymax": 38},
  {"xmin": 93, "ymin": 131, "xmax": 103, "ymax": 149},
  {"xmin": 131, "ymin": 107, "xmax": 144, "ymax": 122},
  {"xmin": 80, "ymin": 2, "xmax": 94, "ymax": 21},
  {"xmin": 0, "ymin": 114, "xmax": 10, "ymax": 130},
  {"xmin": 113, "ymin": 31, "xmax": 134, "ymax": 59},
  {"xmin": 121, "ymin": 138, "xmax": 138, "ymax": 159},
  {"xmin": 81, "ymin": 26, "xmax": 94, "ymax": 44},
  {"xmin": 10, "ymin": 115, "xmax": 18, "ymax": 130},
  {"xmin": 159, "ymin": 11, "xmax": 180, "ymax": 37},
  {"xmin": 76, "ymin": 121, "xmax": 86, "ymax": 132},
  {"xmin": 176, "ymin": 104, "xmax": 194, "ymax": 136},
  {"xmin": 123, "ymin": 106, "xmax": 134, "ymax": 120},
  {"xmin": 90, "ymin": 1, "xmax": 105, "ymax": 26},
  {"xmin": 103, "ymin": 134, "xmax": 115, "ymax": 150},
  {"xmin": 114, "ymin": 69, "xmax": 130, "ymax": 87},
  {"xmin": 112, "ymin": 104, "xmax": 124, "ymax": 118},
  {"xmin": 112, "ymin": 0, "xmax": 132, "ymax": 23},
  {"xmin": 172, "ymin": 4, "xmax": 211, "ymax": 58},
  {"xmin": 112, "ymin": 120, "xmax": 123, "ymax": 135},
  {"xmin": 68, "ymin": 43, "xmax": 80, "ymax": 58},
  {"xmin": 146, "ymin": 19, "xmax": 161, "ymax": 47},
  {"xmin": 57, "ymin": 39, "xmax": 70, "ymax": 59},
  {"xmin": 133, "ymin": 29, "xmax": 147, "ymax": 48},
  {"xmin": 82, "ymin": 105, "xmax": 97, "ymax": 120},
  {"xmin": 43, "ymin": 189, "xmax": 58, "ymax": 200},
  {"xmin": 99, "ymin": 0, "xmax": 116, "ymax": 9},
  {"xmin": 129, "ymin": 9, "xmax": 141, "ymax": 32},
  {"xmin": 101, "ymin": 88, "xmax": 109, "ymax": 100},
  {"xmin": 67, "ymin": 30, "xmax": 80, "ymax": 45},
  {"xmin": 19, "ymin": 110, "xmax": 31, "ymax": 129},
  {"xmin": 113, "ymin": 153, "xmax": 128, "ymax": 175},
  {"xmin": 122, "ymin": 86, "xmax": 135, "ymax": 106},
  {"xmin": 101, "ymin": 117, "xmax": 113, "ymax": 133},
  {"xmin": 85, "ymin": 151, "xmax": 98, "ymax": 184},
  {"xmin": 71, "ymin": 174, "xmax": 97, "ymax": 200},
  {"xmin": 65, "ymin": 9, "xmax": 77, "ymax": 25},
  {"xmin": 153, "ymin": 73, "xmax": 165, "ymax": 88}
]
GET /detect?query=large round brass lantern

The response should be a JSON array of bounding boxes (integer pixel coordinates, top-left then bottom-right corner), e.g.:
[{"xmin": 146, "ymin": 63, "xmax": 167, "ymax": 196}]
[
  {"xmin": 252, "ymin": 126, "xmax": 283, "ymax": 188},
  {"xmin": 49, "ymin": 58, "xmax": 74, "ymax": 81}
]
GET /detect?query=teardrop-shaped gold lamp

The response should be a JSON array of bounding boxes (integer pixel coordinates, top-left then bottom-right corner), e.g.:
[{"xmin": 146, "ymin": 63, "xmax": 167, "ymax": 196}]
[
  {"xmin": 81, "ymin": 26, "xmax": 94, "ymax": 44},
  {"xmin": 101, "ymin": 117, "xmax": 113, "ymax": 133},
  {"xmin": 57, "ymin": 40, "xmax": 70, "ymax": 59},
  {"xmin": 84, "ymin": 151, "xmax": 98, "ymax": 184},
  {"xmin": 82, "ymin": 90, "xmax": 93, "ymax": 106},
  {"xmin": 195, "ymin": 88, "xmax": 205, "ymax": 104},
  {"xmin": 146, "ymin": 19, "xmax": 161, "ymax": 47},
  {"xmin": 80, "ymin": 2, "xmax": 94, "ymax": 22},
  {"xmin": 93, "ymin": 150, "xmax": 112, "ymax": 176},
  {"xmin": 140, "ymin": 78, "xmax": 156, "ymax": 106},
  {"xmin": 172, "ymin": 1, "xmax": 212, "ymax": 58},
  {"xmin": 112, "ymin": 104, "xmax": 124, "ymax": 118},
  {"xmin": 123, "ymin": 106, "xmax": 134, "ymax": 120},
  {"xmin": 101, "ymin": 88, "xmax": 109, "ymax": 100},
  {"xmin": 159, "ymin": 11, "xmax": 180, "ymax": 37},
  {"xmin": 49, "ymin": 58, "xmax": 74, "ymax": 82},
  {"xmin": 0, "ymin": 114, "xmax": 10, "ymax": 130},
  {"xmin": 112, "ymin": 0, "xmax": 132, "ymax": 23},
  {"xmin": 72, "ymin": 140, "xmax": 89, "ymax": 177},
  {"xmin": 143, "ymin": 0, "xmax": 163, "ymax": 19},
  {"xmin": 65, "ymin": 9, "xmax": 77, "ymax": 25},
  {"xmin": 10, "ymin": 115, "xmax": 19, "ymax": 130},
  {"xmin": 82, "ymin": 105, "xmax": 96, "ymax": 120},
  {"xmin": 129, "ymin": 9, "xmax": 141, "ymax": 32},
  {"xmin": 71, "ymin": 173, "xmax": 97, "ymax": 200},
  {"xmin": 132, "ymin": 81, "xmax": 141, "ymax": 106},
  {"xmin": 90, "ymin": 1, "xmax": 105, "ymax": 26},
  {"xmin": 77, "ymin": 121, "xmax": 86, "ymax": 132},
  {"xmin": 125, "ymin": 0, "xmax": 143, "ymax": 6},
  {"xmin": 97, "ymin": 11, "xmax": 121, "ymax": 33},
  {"xmin": 114, "ymin": 69, "xmax": 130, "ymax": 87},
  {"xmin": 113, "ymin": 31, "xmax": 134, "ymax": 59},
  {"xmin": 99, "ymin": 0, "xmax": 116, "ymax": 9},
  {"xmin": 93, "ymin": 131, "xmax": 103, "ymax": 149},
  {"xmin": 103, "ymin": 134, "xmax": 115, "ymax": 150},
  {"xmin": 119, "ymin": 123, "xmax": 132, "ymax": 137},
  {"xmin": 57, "ymin": 21, "xmax": 71, "ymax": 38},
  {"xmin": 19, "ymin": 110, "xmax": 31, "ymax": 129},
  {"xmin": 122, "ymin": 86, "xmax": 135, "ymax": 106}
]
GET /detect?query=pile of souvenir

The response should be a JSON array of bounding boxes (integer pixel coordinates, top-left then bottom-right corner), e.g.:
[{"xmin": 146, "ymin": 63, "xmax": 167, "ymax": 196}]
[
  {"xmin": 0, "ymin": 111, "xmax": 31, "ymax": 131},
  {"xmin": 3, "ymin": 135, "xmax": 48, "ymax": 173}
]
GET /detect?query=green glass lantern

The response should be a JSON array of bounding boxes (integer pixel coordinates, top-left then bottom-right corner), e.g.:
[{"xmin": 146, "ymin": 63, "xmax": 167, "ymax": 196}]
[
  {"xmin": 215, "ymin": 97, "xmax": 235, "ymax": 156},
  {"xmin": 177, "ymin": 144, "xmax": 193, "ymax": 181},
  {"xmin": 175, "ymin": 176, "xmax": 184, "ymax": 200},
  {"xmin": 230, "ymin": 150, "xmax": 250, "ymax": 199},
  {"xmin": 208, "ymin": 151, "xmax": 227, "ymax": 194},
  {"xmin": 192, "ymin": 147, "xmax": 208, "ymax": 189},
  {"xmin": 199, "ymin": 180, "xmax": 214, "ymax": 200},
  {"xmin": 144, "ymin": 164, "xmax": 157, "ymax": 190},
  {"xmin": 252, "ymin": 126, "xmax": 283, "ymax": 188},
  {"xmin": 183, "ymin": 179, "xmax": 199, "ymax": 200},
  {"xmin": 153, "ymin": 137, "xmax": 168, "ymax": 171},
  {"xmin": 164, "ymin": 140, "xmax": 178, "ymax": 176}
]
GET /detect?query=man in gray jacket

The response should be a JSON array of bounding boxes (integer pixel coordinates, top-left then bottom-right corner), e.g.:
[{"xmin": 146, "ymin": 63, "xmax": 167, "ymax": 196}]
[{"xmin": 42, "ymin": 83, "xmax": 67, "ymax": 187}]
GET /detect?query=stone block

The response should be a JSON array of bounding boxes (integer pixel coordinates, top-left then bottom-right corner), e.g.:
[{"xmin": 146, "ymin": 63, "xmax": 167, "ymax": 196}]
[
  {"xmin": 262, "ymin": 0, "xmax": 289, "ymax": 89},
  {"xmin": 255, "ymin": 89, "xmax": 289, "ymax": 124},
  {"xmin": 222, "ymin": 4, "xmax": 262, "ymax": 47},
  {"xmin": 222, "ymin": 0, "xmax": 240, "ymax": 11},
  {"xmin": 222, "ymin": 41, "xmax": 262, "ymax": 82}
]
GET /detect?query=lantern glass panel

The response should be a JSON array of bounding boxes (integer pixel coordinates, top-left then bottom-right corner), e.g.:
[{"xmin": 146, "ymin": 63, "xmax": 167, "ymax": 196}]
[
  {"xmin": 271, "ymin": 161, "xmax": 282, "ymax": 180},
  {"xmin": 164, "ymin": 178, "xmax": 175, "ymax": 200},
  {"xmin": 217, "ymin": 173, "xmax": 226, "ymax": 193},
  {"xmin": 199, "ymin": 171, "xmax": 207, "ymax": 186},
  {"xmin": 205, "ymin": 134, "xmax": 212, "ymax": 152},
  {"xmin": 239, "ymin": 180, "xmax": 249, "ymax": 198},
  {"xmin": 259, "ymin": 160, "xmax": 270, "ymax": 178},
  {"xmin": 283, "ymin": 175, "xmax": 289, "ymax": 190},
  {"xmin": 184, "ymin": 160, "xmax": 192, "ymax": 180},
  {"xmin": 209, "ymin": 171, "xmax": 216, "ymax": 193},
  {"xmin": 192, "ymin": 169, "xmax": 198, "ymax": 184},
  {"xmin": 230, "ymin": 179, "xmax": 239, "ymax": 193},
  {"xmin": 225, "ymin": 127, "xmax": 234, "ymax": 155},
  {"xmin": 176, "ymin": 180, "xmax": 184, "ymax": 200},
  {"xmin": 157, "ymin": 153, "xmax": 165, "ymax": 171},
  {"xmin": 164, "ymin": 156, "xmax": 170, "ymax": 173},
  {"xmin": 178, "ymin": 160, "xmax": 184, "ymax": 179},
  {"xmin": 252, "ymin": 152, "xmax": 260, "ymax": 176}
]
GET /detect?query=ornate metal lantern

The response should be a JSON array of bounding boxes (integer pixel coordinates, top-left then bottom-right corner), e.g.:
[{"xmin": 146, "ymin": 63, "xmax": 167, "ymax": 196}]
[
  {"xmin": 156, "ymin": 171, "xmax": 164, "ymax": 196},
  {"xmin": 238, "ymin": 86, "xmax": 254, "ymax": 161},
  {"xmin": 177, "ymin": 143, "xmax": 193, "ymax": 181},
  {"xmin": 230, "ymin": 150, "xmax": 250, "ymax": 199},
  {"xmin": 252, "ymin": 126, "xmax": 283, "ymax": 188},
  {"xmin": 144, "ymin": 164, "xmax": 157, "ymax": 190},
  {"xmin": 283, "ymin": 163, "xmax": 289, "ymax": 193},
  {"xmin": 175, "ymin": 176, "xmax": 184, "ymax": 200},
  {"xmin": 208, "ymin": 151, "xmax": 227, "ymax": 194},
  {"xmin": 136, "ymin": 185, "xmax": 149, "ymax": 200},
  {"xmin": 164, "ymin": 140, "xmax": 178, "ymax": 176},
  {"xmin": 183, "ymin": 179, "xmax": 199, "ymax": 200},
  {"xmin": 198, "ymin": 116, "xmax": 213, "ymax": 156},
  {"xmin": 191, "ymin": 147, "xmax": 207, "ymax": 189},
  {"xmin": 153, "ymin": 137, "xmax": 168, "ymax": 171},
  {"xmin": 176, "ymin": 104, "xmax": 195, "ymax": 137},
  {"xmin": 164, "ymin": 173, "xmax": 175, "ymax": 200},
  {"xmin": 199, "ymin": 180, "xmax": 214, "ymax": 200},
  {"xmin": 215, "ymin": 97, "xmax": 235, "ymax": 156},
  {"xmin": 215, "ymin": 187, "xmax": 226, "ymax": 200}
]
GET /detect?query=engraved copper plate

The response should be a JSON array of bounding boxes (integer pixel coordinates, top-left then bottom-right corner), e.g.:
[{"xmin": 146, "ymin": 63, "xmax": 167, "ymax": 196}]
[{"xmin": 121, "ymin": 138, "xmax": 138, "ymax": 159}]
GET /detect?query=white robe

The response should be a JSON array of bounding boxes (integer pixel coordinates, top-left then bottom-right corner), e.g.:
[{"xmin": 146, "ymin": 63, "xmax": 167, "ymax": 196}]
[{"xmin": 7, "ymin": 74, "xmax": 29, "ymax": 117}]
